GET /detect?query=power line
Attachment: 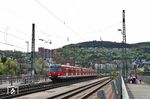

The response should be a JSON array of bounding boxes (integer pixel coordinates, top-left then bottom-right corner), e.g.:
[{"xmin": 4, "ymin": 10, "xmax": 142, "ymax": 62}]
[
  {"xmin": 35, "ymin": 0, "xmax": 64, "ymax": 24},
  {"xmin": 0, "ymin": 30, "xmax": 26, "ymax": 41},
  {"xmin": 0, "ymin": 41, "xmax": 25, "ymax": 49},
  {"xmin": 64, "ymin": 24, "xmax": 84, "ymax": 40},
  {"xmin": 35, "ymin": 0, "xmax": 84, "ymax": 41},
  {"xmin": 0, "ymin": 30, "xmax": 26, "ymax": 50},
  {"xmin": 99, "ymin": 21, "xmax": 122, "ymax": 32}
]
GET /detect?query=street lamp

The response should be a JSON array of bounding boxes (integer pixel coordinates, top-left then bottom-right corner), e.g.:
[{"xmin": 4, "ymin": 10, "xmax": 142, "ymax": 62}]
[
  {"xmin": 39, "ymin": 39, "xmax": 44, "ymax": 41},
  {"xmin": 39, "ymin": 39, "xmax": 52, "ymax": 44},
  {"xmin": 39, "ymin": 38, "xmax": 52, "ymax": 77}
]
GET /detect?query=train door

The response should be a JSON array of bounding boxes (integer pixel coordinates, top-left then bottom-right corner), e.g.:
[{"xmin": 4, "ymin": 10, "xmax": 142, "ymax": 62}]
[
  {"xmin": 79, "ymin": 68, "xmax": 81, "ymax": 76},
  {"xmin": 68, "ymin": 68, "xmax": 71, "ymax": 76},
  {"xmin": 62, "ymin": 67, "xmax": 65, "ymax": 76},
  {"xmin": 71, "ymin": 68, "xmax": 74, "ymax": 76},
  {"xmin": 73, "ymin": 68, "xmax": 76, "ymax": 76},
  {"xmin": 77, "ymin": 69, "xmax": 79, "ymax": 76},
  {"xmin": 83, "ymin": 69, "xmax": 85, "ymax": 76},
  {"xmin": 70, "ymin": 68, "xmax": 73, "ymax": 77},
  {"xmin": 65, "ymin": 68, "xmax": 68, "ymax": 77}
]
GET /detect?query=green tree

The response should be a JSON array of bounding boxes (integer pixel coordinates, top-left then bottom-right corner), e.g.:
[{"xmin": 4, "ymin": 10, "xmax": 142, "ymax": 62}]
[
  {"xmin": 5, "ymin": 58, "xmax": 17, "ymax": 75},
  {"xmin": 0, "ymin": 63, "xmax": 5, "ymax": 75},
  {"xmin": 35, "ymin": 58, "xmax": 48, "ymax": 75},
  {"xmin": 1, "ymin": 56, "xmax": 7, "ymax": 64}
]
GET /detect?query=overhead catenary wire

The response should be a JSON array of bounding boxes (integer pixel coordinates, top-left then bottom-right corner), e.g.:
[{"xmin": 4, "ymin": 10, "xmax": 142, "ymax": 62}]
[
  {"xmin": 37, "ymin": 27, "xmax": 69, "ymax": 49},
  {"xmin": 98, "ymin": 21, "xmax": 122, "ymax": 33},
  {"xmin": 0, "ymin": 41, "xmax": 25, "ymax": 49},
  {"xmin": 97, "ymin": 21, "xmax": 122, "ymax": 40},
  {"xmin": 35, "ymin": 0, "xmax": 85, "ymax": 41},
  {"xmin": 0, "ymin": 30, "xmax": 27, "ymax": 41},
  {"xmin": 0, "ymin": 30, "xmax": 27, "ymax": 50}
]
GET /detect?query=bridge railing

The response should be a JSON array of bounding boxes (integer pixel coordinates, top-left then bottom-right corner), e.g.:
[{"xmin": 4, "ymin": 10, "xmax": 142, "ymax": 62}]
[{"xmin": 97, "ymin": 75, "xmax": 129, "ymax": 99}]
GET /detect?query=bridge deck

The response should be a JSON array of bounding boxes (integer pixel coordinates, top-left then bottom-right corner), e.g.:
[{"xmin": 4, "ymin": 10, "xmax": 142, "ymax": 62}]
[{"xmin": 126, "ymin": 82, "xmax": 150, "ymax": 99}]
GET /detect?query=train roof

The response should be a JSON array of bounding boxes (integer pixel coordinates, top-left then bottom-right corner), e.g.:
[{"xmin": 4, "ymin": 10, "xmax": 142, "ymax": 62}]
[
  {"xmin": 50, "ymin": 64, "xmax": 95, "ymax": 70},
  {"xmin": 61, "ymin": 65, "xmax": 74, "ymax": 68}
]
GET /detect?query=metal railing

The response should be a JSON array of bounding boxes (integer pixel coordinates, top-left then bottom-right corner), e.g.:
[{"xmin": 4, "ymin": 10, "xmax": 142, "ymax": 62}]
[{"xmin": 0, "ymin": 75, "xmax": 49, "ymax": 86}]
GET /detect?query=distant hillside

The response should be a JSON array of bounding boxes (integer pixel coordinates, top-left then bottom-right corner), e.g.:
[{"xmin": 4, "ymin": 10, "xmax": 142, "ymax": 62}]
[
  {"xmin": 134, "ymin": 42, "xmax": 150, "ymax": 47},
  {"xmin": 63, "ymin": 41, "xmax": 150, "ymax": 48}
]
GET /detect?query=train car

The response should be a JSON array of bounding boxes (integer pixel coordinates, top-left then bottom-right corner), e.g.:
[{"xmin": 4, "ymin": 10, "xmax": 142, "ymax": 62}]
[
  {"xmin": 48, "ymin": 64, "xmax": 62, "ymax": 80},
  {"xmin": 48, "ymin": 64, "xmax": 97, "ymax": 81},
  {"xmin": 48, "ymin": 64, "xmax": 73, "ymax": 80}
]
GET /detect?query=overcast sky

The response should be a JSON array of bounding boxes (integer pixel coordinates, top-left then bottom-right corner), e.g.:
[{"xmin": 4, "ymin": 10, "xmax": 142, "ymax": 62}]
[{"xmin": 0, "ymin": 0, "xmax": 150, "ymax": 52}]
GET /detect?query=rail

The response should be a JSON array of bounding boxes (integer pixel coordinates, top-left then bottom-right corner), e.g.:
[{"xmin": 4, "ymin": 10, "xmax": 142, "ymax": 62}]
[
  {"xmin": 0, "ymin": 76, "xmax": 99, "ymax": 98},
  {"xmin": 48, "ymin": 78, "xmax": 111, "ymax": 99}
]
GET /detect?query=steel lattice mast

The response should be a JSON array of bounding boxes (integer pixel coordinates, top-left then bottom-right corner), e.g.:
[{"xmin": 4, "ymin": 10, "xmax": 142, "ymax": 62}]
[
  {"xmin": 31, "ymin": 23, "xmax": 35, "ymax": 76},
  {"xmin": 122, "ymin": 10, "xmax": 127, "ymax": 81}
]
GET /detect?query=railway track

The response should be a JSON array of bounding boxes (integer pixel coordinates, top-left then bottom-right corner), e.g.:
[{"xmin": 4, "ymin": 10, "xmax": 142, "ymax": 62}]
[
  {"xmin": 0, "ymin": 76, "xmax": 98, "ymax": 99},
  {"xmin": 48, "ymin": 78, "xmax": 111, "ymax": 99}
]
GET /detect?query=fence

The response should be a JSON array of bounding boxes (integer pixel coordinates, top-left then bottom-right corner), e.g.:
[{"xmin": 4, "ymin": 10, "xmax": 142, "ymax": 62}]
[{"xmin": 0, "ymin": 75, "xmax": 49, "ymax": 86}]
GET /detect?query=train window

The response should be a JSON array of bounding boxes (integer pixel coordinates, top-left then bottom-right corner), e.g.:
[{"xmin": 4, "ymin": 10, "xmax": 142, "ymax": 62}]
[
  {"xmin": 76, "ymin": 70, "xmax": 79, "ymax": 74},
  {"xmin": 73, "ymin": 69, "xmax": 76, "ymax": 73},
  {"xmin": 68, "ymin": 69, "xmax": 70, "ymax": 73},
  {"xmin": 50, "ymin": 66, "xmax": 54, "ymax": 71},
  {"xmin": 70, "ymin": 69, "xmax": 73, "ymax": 73},
  {"xmin": 64, "ymin": 68, "xmax": 68, "ymax": 73},
  {"xmin": 50, "ymin": 64, "xmax": 61, "ymax": 72},
  {"xmin": 64, "ymin": 68, "xmax": 66, "ymax": 73}
]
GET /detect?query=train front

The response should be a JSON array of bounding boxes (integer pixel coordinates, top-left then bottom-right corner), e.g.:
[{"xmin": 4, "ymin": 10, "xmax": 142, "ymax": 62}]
[{"xmin": 48, "ymin": 64, "xmax": 62, "ymax": 81}]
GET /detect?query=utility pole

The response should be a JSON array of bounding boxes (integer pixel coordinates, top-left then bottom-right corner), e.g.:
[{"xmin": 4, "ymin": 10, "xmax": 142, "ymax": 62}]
[
  {"xmin": 122, "ymin": 10, "xmax": 127, "ymax": 81},
  {"xmin": 31, "ymin": 23, "xmax": 35, "ymax": 77}
]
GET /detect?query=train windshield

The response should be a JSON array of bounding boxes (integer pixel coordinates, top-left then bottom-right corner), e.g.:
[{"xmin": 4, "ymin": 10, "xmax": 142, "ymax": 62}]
[{"xmin": 50, "ymin": 64, "xmax": 61, "ymax": 72}]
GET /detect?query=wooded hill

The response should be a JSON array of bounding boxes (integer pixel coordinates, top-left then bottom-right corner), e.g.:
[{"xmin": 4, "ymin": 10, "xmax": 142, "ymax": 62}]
[{"xmin": 64, "ymin": 41, "xmax": 150, "ymax": 48}]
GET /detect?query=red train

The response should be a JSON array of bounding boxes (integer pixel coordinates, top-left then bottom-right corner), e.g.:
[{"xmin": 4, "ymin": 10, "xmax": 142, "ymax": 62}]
[{"xmin": 48, "ymin": 64, "xmax": 97, "ymax": 81}]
